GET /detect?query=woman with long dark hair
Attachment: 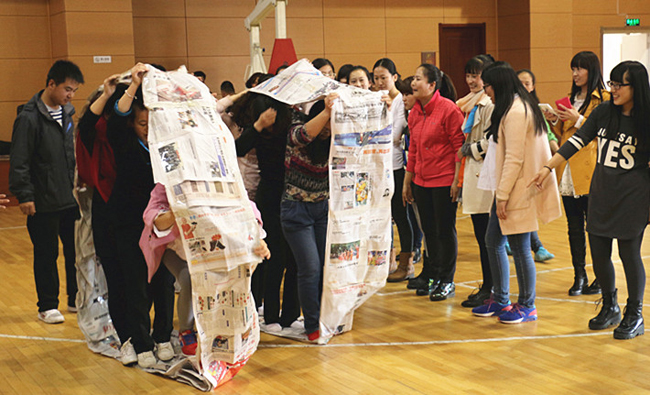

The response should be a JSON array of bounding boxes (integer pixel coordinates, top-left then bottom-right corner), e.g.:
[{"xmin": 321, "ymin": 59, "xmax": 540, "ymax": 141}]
[
  {"xmin": 471, "ymin": 62, "xmax": 561, "ymax": 324},
  {"xmin": 543, "ymin": 51, "xmax": 610, "ymax": 296},
  {"xmin": 402, "ymin": 64, "xmax": 465, "ymax": 300},
  {"xmin": 531, "ymin": 61, "xmax": 650, "ymax": 339},
  {"xmin": 281, "ymin": 92, "xmax": 339, "ymax": 342},
  {"xmin": 372, "ymin": 58, "xmax": 413, "ymax": 282},
  {"xmin": 455, "ymin": 54, "xmax": 495, "ymax": 307},
  {"xmin": 234, "ymin": 90, "xmax": 301, "ymax": 334}
]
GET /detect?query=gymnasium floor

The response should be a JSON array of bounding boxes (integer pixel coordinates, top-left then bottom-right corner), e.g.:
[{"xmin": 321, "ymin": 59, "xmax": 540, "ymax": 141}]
[{"xmin": 1, "ymin": 206, "xmax": 649, "ymax": 394}]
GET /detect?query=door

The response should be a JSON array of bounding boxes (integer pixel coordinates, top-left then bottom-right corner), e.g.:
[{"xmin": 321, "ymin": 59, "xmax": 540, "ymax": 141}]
[
  {"xmin": 439, "ymin": 24, "xmax": 486, "ymax": 99},
  {"xmin": 601, "ymin": 27, "xmax": 650, "ymax": 83}
]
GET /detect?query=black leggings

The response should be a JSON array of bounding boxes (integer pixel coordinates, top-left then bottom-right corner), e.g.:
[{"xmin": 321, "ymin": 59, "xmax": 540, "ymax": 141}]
[
  {"xmin": 392, "ymin": 169, "xmax": 413, "ymax": 253},
  {"xmin": 471, "ymin": 213, "xmax": 492, "ymax": 288},
  {"xmin": 562, "ymin": 196, "xmax": 589, "ymax": 270},
  {"xmin": 589, "ymin": 232, "xmax": 646, "ymax": 302}
]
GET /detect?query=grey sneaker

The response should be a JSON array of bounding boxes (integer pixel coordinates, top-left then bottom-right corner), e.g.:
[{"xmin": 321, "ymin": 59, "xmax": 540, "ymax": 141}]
[
  {"xmin": 155, "ymin": 341, "xmax": 174, "ymax": 361},
  {"xmin": 137, "ymin": 351, "xmax": 157, "ymax": 369},
  {"xmin": 120, "ymin": 338, "xmax": 138, "ymax": 366}
]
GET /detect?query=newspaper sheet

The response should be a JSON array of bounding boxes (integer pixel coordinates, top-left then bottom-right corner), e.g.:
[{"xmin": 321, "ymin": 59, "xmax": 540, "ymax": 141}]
[
  {"xmin": 142, "ymin": 65, "xmax": 262, "ymax": 388},
  {"xmin": 252, "ymin": 60, "xmax": 393, "ymax": 343},
  {"xmin": 73, "ymin": 187, "xmax": 121, "ymax": 357}
]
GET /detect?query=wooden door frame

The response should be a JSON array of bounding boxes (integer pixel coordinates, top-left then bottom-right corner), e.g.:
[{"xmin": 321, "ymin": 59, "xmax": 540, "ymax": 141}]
[{"xmin": 438, "ymin": 23, "xmax": 486, "ymax": 55}]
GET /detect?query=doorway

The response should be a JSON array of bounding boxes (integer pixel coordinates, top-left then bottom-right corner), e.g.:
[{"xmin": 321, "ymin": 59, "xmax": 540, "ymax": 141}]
[
  {"xmin": 601, "ymin": 27, "xmax": 650, "ymax": 82},
  {"xmin": 439, "ymin": 23, "xmax": 486, "ymax": 99}
]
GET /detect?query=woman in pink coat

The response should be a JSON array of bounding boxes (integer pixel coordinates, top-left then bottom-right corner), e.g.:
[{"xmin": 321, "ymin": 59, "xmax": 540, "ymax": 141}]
[{"xmin": 471, "ymin": 62, "xmax": 561, "ymax": 324}]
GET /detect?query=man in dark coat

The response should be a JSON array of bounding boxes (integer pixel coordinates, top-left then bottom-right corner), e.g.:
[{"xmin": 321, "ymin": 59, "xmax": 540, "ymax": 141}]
[{"xmin": 9, "ymin": 60, "xmax": 84, "ymax": 324}]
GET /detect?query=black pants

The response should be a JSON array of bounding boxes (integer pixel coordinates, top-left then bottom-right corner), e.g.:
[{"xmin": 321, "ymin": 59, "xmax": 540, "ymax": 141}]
[
  {"xmin": 589, "ymin": 232, "xmax": 646, "ymax": 302},
  {"xmin": 254, "ymin": 181, "xmax": 300, "ymax": 327},
  {"xmin": 392, "ymin": 169, "xmax": 413, "ymax": 253},
  {"xmin": 26, "ymin": 206, "xmax": 79, "ymax": 312},
  {"xmin": 408, "ymin": 201, "xmax": 423, "ymax": 251},
  {"xmin": 471, "ymin": 213, "xmax": 492, "ymax": 288},
  {"xmin": 412, "ymin": 184, "xmax": 458, "ymax": 282},
  {"xmin": 562, "ymin": 195, "xmax": 589, "ymax": 271},
  {"xmin": 113, "ymin": 222, "xmax": 174, "ymax": 353},
  {"xmin": 92, "ymin": 191, "xmax": 129, "ymax": 343}
]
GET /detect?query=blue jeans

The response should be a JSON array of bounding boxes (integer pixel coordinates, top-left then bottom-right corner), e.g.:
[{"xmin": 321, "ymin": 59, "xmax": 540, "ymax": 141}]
[
  {"xmin": 485, "ymin": 202, "xmax": 536, "ymax": 307},
  {"xmin": 530, "ymin": 231, "xmax": 542, "ymax": 252},
  {"xmin": 281, "ymin": 199, "xmax": 329, "ymax": 333}
]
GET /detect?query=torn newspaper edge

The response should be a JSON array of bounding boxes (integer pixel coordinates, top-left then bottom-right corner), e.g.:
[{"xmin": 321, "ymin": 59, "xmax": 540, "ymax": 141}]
[{"xmin": 251, "ymin": 59, "xmax": 393, "ymax": 344}]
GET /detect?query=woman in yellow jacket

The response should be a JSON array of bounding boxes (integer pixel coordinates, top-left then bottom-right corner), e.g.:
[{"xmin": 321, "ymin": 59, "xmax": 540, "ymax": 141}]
[
  {"xmin": 543, "ymin": 51, "xmax": 610, "ymax": 296},
  {"xmin": 471, "ymin": 62, "xmax": 562, "ymax": 324}
]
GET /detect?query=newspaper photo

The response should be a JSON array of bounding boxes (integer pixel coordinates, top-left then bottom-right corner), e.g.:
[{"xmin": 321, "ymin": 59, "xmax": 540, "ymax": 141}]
[
  {"xmin": 142, "ymin": 65, "xmax": 263, "ymax": 388},
  {"xmin": 252, "ymin": 60, "xmax": 393, "ymax": 343}
]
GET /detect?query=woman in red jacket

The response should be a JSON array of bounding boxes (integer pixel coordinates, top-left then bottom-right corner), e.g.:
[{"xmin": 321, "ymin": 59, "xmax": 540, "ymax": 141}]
[{"xmin": 402, "ymin": 64, "xmax": 465, "ymax": 300}]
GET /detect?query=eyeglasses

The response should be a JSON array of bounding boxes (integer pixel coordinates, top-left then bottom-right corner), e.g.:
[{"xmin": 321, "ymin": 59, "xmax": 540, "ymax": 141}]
[{"xmin": 607, "ymin": 81, "xmax": 631, "ymax": 90}]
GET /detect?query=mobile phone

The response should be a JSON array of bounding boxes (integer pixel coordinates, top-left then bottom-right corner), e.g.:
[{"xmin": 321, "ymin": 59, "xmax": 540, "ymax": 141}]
[
  {"xmin": 555, "ymin": 97, "xmax": 572, "ymax": 110},
  {"xmin": 538, "ymin": 103, "xmax": 557, "ymax": 116}
]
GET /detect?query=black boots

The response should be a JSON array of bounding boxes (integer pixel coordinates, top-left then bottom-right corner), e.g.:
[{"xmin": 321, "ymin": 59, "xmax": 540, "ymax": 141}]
[
  {"xmin": 569, "ymin": 272, "xmax": 601, "ymax": 296},
  {"xmin": 613, "ymin": 299, "xmax": 644, "ymax": 340},
  {"xmin": 569, "ymin": 273, "xmax": 588, "ymax": 296},
  {"xmin": 589, "ymin": 289, "xmax": 621, "ymax": 330}
]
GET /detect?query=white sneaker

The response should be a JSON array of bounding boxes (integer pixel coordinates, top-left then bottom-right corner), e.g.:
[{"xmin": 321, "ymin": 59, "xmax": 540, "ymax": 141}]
[
  {"xmin": 137, "ymin": 351, "xmax": 157, "ymax": 369},
  {"xmin": 38, "ymin": 309, "xmax": 64, "ymax": 324},
  {"xmin": 263, "ymin": 323, "xmax": 282, "ymax": 334},
  {"xmin": 67, "ymin": 305, "xmax": 78, "ymax": 313},
  {"xmin": 155, "ymin": 342, "xmax": 174, "ymax": 361},
  {"xmin": 290, "ymin": 319, "xmax": 305, "ymax": 331},
  {"xmin": 120, "ymin": 339, "xmax": 138, "ymax": 366}
]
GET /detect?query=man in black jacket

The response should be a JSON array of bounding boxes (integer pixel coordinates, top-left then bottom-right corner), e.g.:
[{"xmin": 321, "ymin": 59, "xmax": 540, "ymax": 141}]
[{"xmin": 9, "ymin": 60, "xmax": 84, "ymax": 324}]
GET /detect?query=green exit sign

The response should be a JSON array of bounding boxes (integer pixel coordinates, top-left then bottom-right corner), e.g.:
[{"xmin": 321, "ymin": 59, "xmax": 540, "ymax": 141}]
[{"xmin": 626, "ymin": 18, "xmax": 640, "ymax": 26}]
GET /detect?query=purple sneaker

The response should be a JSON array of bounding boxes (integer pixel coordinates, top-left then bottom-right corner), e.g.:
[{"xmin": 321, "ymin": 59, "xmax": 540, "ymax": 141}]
[
  {"xmin": 498, "ymin": 303, "xmax": 538, "ymax": 324},
  {"xmin": 472, "ymin": 298, "xmax": 512, "ymax": 317}
]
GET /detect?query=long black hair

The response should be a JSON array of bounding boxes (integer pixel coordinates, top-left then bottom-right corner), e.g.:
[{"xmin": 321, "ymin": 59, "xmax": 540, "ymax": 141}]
[
  {"xmin": 607, "ymin": 61, "xmax": 650, "ymax": 151},
  {"xmin": 482, "ymin": 61, "xmax": 546, "ymax": 143},
  {"xmin": 570, "ymin": 51, "xmax": 605, "ymax": 114},
  {"xmin": 313, "ymin": 58, "xmax": 335, "ymax": 75},
  {"xmin": 337, "ymin": 64, "xmax": 354, "ymax": 83},
  {"xmin": 418, "ymin": 63, "xmax": 457, "ymax": 101},
  {"xmin": 516, "ymin": 69, "xmax": 540, "ymax": 103}
]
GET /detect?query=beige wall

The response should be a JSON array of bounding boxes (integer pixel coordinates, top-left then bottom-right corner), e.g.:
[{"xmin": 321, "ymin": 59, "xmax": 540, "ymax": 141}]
[
  {"xmin": 531, "ymin": 0, "xmax": 650, "ymax": 106},
  {"xmin": 132, "ymin": 0, "xmax": 498, "ymax": 95},
  {"xmin": 2, "ymin": 0, "xmax": 650, "ymax": 143},
  {"xmin": 0, "ymin": 0, "xmax": 52, "ymax": 143}
]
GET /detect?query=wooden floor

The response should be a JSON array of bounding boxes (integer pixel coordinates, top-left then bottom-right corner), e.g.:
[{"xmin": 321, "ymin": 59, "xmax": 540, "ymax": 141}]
[{"xmin": 1, "ymin": 206, "xmax": 650, "ymax": 395}]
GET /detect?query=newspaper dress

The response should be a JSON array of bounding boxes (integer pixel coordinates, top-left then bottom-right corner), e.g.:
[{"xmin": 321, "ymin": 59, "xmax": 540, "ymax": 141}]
[
  {"xmin": 141, "ymin": 66, "xmax": 263, "ymax": 388},
  {"xmin": 252, "ymin": 59, "xmax": 393, "ymax": 343}
]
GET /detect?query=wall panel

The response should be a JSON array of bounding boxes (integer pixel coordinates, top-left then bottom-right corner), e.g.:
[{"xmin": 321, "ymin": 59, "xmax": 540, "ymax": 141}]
[
  {"xmin": 186, "ymin": 0, "xmax": 256, "ymax": 18},
  {"xmin": 66, "ymin": 12, "xmax": 135, "ymax": 56},
  {"xmin": 0, "ymin": 16, "xmax": 51, "ymax": 58},
  {"xmin": 385, "ymin": 0, "xmax": 444, "ymax": 18},
  {"xmin": 133, "ymin": 17, "xmax": 187, "ymax": 57},
  {"xmin": 323, "ymin": 18, "xmax": 386, "ymax": 55}
]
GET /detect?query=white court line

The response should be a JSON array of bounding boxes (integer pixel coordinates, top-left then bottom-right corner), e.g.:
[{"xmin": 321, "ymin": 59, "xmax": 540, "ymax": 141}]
[
  {"xmin": 0, "ymin": 330, "xmax": 612, "ymax": 350},
  {"xmin": 0, "ymin": 225, "xmax": 26, "ymax": 231},
  {"xmin": 0, "ymin": 333, "xmax": 86, "ymax": 343},
  {"xmin": 378, "ymin": 254, "xmax": 650, "ymax": 296},
  {"xmin": 258, "ymin": 331, "xmax": 611, "ymax": 348}
]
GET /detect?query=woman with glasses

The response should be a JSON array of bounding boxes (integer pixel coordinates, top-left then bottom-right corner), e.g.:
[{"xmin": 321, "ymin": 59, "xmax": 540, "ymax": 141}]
[
  {"xmin": 531, "ymin": 61, "xmax": 650, "ymax": 339},
  {"xmin": 541, "ymin": 51, "xmax": 610, "ymax": 297},
  {"xmin": 470, "ymin": 62, "xmax": 561, "ymax": 324}
]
